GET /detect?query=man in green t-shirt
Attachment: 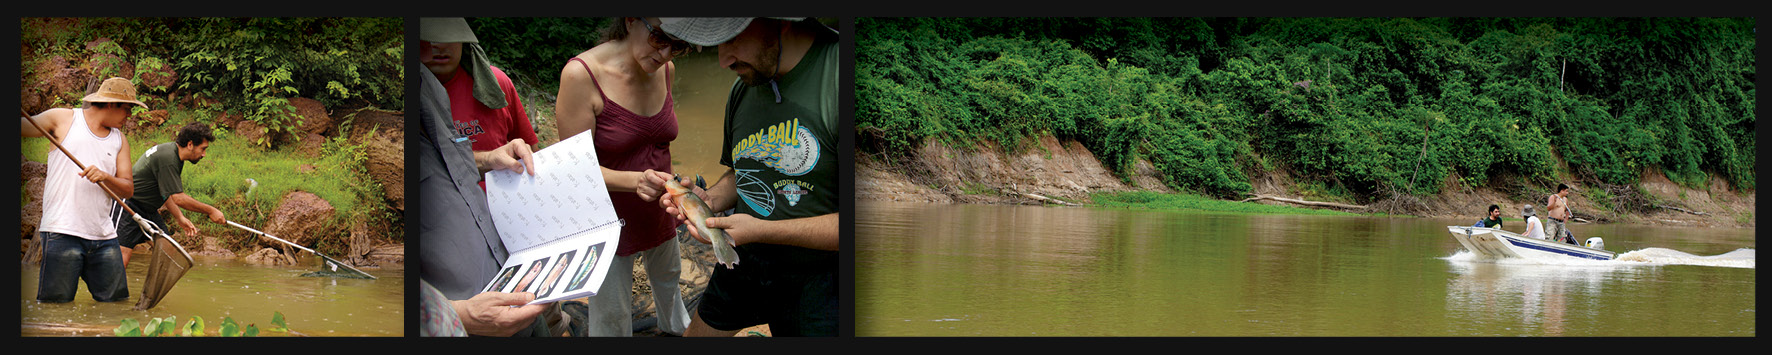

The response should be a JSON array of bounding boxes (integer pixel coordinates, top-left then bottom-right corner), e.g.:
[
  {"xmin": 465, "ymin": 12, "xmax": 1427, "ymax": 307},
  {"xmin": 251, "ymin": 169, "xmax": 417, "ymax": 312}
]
[
  {"xmin": 114, "ymin": 122, "xmax": 224, "ymax": 264},
  {"xmin": 1473, "ymin": 204, "xmax": 1503, "ymax": 228},
  {"xmin": 655, "ymin": 17, "xmax": 840, "ymax": 337}
]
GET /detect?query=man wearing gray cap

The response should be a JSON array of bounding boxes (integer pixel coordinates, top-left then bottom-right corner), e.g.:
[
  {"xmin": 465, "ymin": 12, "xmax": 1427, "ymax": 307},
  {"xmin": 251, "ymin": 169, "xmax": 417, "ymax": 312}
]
[
  {"xmin": 654, "ymin": 17, "xmax": 841, "ymax": 337},
  {"xmin": 418, "ymin": 18, "xmax": 567, "ymax": 337},
  {"xmin": 419, "ymin": 18, "xmax": 539, "ymax": 178}
]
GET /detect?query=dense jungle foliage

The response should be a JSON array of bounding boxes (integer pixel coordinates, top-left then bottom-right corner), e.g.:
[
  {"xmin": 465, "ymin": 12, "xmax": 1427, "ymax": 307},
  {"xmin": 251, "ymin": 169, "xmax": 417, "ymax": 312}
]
[
  {"xmin": 856, "ymin": 18, "xmax": 1755, "ymax": 201},
  {"xmin": 21, "ymin": 18, "xmax": 405, "ymax": 142},
  {"xmin": 21, "ymin": 18, "xmax": 405, "ymax": 255},
  {"xmin": 464, "ymin": 17, "xmax": 611, "ymax": 97}
]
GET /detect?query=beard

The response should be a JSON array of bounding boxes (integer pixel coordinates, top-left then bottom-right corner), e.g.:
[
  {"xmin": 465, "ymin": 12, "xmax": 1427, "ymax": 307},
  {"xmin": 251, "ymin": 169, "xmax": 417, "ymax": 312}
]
[{"xmin": 731, "ymin": 37, "xmax": 782, "ymax": 86}]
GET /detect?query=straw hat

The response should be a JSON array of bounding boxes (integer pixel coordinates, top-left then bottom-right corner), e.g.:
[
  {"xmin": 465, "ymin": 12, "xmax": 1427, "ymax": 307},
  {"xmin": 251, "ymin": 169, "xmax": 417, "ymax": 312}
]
[{"xmin": 82, "ymin": 77, "xmax": 147, "ymax": 110}]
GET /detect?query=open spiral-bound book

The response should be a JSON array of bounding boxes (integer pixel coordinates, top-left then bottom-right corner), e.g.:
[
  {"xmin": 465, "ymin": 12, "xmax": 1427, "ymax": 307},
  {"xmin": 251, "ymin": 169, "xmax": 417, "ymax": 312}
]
[{"xmin": 479, "ymin": 132, "xmax": 623, "ymax": 305}]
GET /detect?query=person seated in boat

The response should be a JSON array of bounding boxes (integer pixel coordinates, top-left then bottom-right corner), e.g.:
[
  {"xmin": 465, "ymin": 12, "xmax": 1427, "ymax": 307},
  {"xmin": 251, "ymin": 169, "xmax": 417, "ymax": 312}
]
[
  {"xmin": 1473, "ymin": 204, "xmax": 1503, "ymax": 228},
  {"xmin": 1520, "ymin": 205, "xmax": 1547, "ymax": 240}
]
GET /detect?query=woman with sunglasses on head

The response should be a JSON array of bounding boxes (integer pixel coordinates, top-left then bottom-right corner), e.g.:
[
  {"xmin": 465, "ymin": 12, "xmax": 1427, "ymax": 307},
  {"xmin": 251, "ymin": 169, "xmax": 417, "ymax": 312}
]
[{"xmin": 555, "ymin": 17, "xmax": 701, "ymax": 337}]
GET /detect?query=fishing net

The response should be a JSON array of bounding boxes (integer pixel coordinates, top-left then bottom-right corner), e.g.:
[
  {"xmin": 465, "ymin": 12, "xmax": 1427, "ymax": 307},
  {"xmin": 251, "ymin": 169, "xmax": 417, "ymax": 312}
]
[
  {"xmin": 300, "ymin": 258, "xmax": 376, "ymax": 279},
  {"xmin": 134, "ymin": 235, "xmax": 194, "ymax": 310}
]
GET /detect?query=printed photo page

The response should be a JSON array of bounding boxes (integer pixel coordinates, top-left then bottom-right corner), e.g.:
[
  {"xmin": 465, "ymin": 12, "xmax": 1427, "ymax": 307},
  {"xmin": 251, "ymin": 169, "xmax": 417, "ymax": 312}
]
[{"xmin": 482, "ymin": 132, "xmax": 624, "ymax": 304}]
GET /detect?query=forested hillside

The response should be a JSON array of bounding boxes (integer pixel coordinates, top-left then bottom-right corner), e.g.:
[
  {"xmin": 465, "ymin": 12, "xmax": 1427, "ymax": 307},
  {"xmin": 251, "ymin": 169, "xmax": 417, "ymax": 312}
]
[{"xmin": 856, "ymin": 18, "xmax": 1755, "ymax": 205}]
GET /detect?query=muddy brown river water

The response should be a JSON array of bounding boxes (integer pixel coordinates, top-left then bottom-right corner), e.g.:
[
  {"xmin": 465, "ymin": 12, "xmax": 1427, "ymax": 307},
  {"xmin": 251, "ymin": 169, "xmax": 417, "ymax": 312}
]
[
  {"xmin": 21, "ymin": 255, "xmax": 403, "ymax": 337},
  {"xmin": 663, "ymin": 49, "xmax": 736, "ymax": 182},
  {"xmin": 856, "ymin": 201, "xmax": 1755, "ymax": 336}
]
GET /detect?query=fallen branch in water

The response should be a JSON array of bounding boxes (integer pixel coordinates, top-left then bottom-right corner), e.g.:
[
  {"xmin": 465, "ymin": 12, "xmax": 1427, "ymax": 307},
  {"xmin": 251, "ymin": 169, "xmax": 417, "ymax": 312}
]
[
  {"xmin": 1654, "ymin": 204, "xmax": 1708, "ymax": 216},
  {"xmin": 1004, "ymin": 185, "xmax": 1080, "ymax": 206},
  {"xmin": 1240, "ymin": 194, "xmax": 1367, "ymax": 210},
  {"xmin": 1017, "ymin": 192, "xmax": 1080, "ymax": 206}
]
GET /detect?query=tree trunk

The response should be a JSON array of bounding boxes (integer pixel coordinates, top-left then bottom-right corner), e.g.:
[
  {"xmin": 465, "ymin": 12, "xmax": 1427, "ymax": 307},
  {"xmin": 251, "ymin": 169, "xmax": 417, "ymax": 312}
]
[{"xmin": 1240, "ymin": 194, "xmax": 1368, "ymax": 210}]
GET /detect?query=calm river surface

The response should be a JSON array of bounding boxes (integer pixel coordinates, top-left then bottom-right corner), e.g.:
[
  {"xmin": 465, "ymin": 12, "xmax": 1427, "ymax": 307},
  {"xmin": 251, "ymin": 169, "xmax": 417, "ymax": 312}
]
[
  {"xmin": 21, "ymin": 255, "xmax": 404, "ymax": 336},
  {"xmin": 664, "ymin": 49, "xmax": 736, "ymax": 181},
  {"xmin": 856, "ymin": 201, "xmax": 1755, "ymax": 336}
]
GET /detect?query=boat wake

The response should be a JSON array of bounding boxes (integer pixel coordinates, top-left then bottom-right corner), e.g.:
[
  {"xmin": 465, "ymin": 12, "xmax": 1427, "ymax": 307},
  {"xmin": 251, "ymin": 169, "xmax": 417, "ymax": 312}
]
[
  {"xmin": 1614, "ymin": 247, "xmax": 1754, "ymax": 269},
  {"xmin": 1446, "ymin": 248, "xmax": 1754, "ymax": 269}
]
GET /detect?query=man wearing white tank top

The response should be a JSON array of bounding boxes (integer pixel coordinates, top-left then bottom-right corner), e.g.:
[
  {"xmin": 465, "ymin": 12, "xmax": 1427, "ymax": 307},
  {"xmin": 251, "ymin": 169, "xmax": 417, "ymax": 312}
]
[{"xmin": 21, "ymin": 77, "xmax": 143, "ymax": 303}]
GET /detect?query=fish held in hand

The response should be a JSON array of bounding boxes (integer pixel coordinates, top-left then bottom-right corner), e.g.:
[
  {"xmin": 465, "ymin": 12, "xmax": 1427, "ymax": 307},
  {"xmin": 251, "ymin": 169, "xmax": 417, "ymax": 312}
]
[{"xmin": 666, "ymin": 176, "xmax": 739, "ymax": 269}]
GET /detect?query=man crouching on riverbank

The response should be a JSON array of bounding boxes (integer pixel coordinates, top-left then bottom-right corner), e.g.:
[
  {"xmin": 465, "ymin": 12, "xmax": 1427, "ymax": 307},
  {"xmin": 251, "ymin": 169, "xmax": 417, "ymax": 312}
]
[
  {"xmin": 115, "ymin": 122, "xmax": 225, "ymax": 265},
  {"xmin": 21, "ymin": 77, "xmax": 140, "ymax": 303}
]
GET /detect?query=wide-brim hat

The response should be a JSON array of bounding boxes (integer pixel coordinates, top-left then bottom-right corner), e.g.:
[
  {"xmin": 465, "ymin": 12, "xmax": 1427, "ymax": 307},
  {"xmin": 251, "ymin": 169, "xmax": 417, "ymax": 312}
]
[
  {"xmin": 658, "ymin": 17, "xmax": 823, "ymax": 47},
  {"xmin": 82, "ymin": 77, "xmax": 147, "ymax": 110},
  {"xmin": 420, "ymin": 17, "xmax": 479, "ymax": 43},
  {"xmin": 1522, "ymin": 204, "xmax": 1536, "ymax": 217}
]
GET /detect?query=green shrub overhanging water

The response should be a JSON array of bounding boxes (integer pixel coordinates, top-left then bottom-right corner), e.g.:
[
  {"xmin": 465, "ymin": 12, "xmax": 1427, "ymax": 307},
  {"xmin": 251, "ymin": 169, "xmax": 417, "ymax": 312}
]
[{"xmin": 856, "ymin": 18, "xmax": 1755, "ymax": 201}]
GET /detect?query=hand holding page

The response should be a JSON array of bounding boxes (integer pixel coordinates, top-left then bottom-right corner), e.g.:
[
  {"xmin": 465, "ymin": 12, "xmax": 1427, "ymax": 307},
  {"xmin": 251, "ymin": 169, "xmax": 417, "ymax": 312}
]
[{"xmin": 483, "ymin": 132, "xmax": 622, "ymax": 304}]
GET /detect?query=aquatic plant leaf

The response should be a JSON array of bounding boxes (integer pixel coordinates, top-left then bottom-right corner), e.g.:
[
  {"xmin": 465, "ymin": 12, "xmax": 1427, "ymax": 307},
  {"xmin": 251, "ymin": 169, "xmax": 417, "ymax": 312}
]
[
  {"xmin": 159, "ymin": 316, "xmax": 178, "ymax": 336},
  {"xmin": 270, "ymin": 311, "xmax": 289, "ymax": 332},
  {"xmin": 142, "ymin": 318, "xmax": 163, "ymax": 337},
  {"xmin": 114, "ymin": 318, "xmax": 141, "ymax": 337},
  {"xmin": 183, "ymin": 316, "xmax": 206, "ymax": 336},
  {"xmin": 245, "ymin": 324, "xmax": 260, "ymax": 337},
  {"xmin": 220, "ymin": 317, "xmax": 240, "ymax": 337}
]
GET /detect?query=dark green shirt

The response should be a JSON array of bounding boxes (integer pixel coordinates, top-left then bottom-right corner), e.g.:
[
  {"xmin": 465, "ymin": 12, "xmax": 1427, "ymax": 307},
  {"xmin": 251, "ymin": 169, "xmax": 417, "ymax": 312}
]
[
  {"xmin": 719, "ymin": 37, "xmax": 840, "ymax": 268},
  {"xmin": 130, "ymin": 141, "xmax": 185, "ymax": 208}
]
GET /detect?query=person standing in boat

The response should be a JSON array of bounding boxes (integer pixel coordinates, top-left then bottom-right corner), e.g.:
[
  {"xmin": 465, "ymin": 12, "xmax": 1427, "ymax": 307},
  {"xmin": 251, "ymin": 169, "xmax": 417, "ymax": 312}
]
[
  {"xmin": 1520, "ymin": 205, "xmax": 1547, "ymax": 240},
  {"xmin": 1545, "ymin": 184, "xmax": 1575, "ymax": 245},
  {"xmin": 1473, "ymin": 204, "xmax": 1503, "ymax": 228}
]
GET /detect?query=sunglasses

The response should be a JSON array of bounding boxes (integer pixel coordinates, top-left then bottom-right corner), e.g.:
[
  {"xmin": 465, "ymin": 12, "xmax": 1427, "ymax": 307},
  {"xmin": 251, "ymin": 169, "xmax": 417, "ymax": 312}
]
[{"xmin": 640, "ymin": 19, "xmax": 694, "ymax": 57}]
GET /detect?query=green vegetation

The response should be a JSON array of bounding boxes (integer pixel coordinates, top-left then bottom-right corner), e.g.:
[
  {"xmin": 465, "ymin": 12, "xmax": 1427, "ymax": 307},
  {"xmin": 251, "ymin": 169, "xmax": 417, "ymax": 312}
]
[
  {"xmin": 22, "ymin": 108, "xmax": 396, "ymax": 255},
  {"xmin": 1092, "ymin": 191, "xmax": 1362, "ymax": 216},
  {"xmin": 113, "ymin": 311, "xmax": 290, "ymax": 337},
  {"xmin": 857, "ymin": 18, "xmax": 1755, "ymax": 204},
  {"xmin": 465, "ymin": 17, "xmax": 610, "ymax": 96},
  {"xmin": 21, "ymin": 18, "xmax": 402, "ymax": 257},
  {"xmin": 21, "ymin": 18, "xmax": 404, "ymax": 145}
]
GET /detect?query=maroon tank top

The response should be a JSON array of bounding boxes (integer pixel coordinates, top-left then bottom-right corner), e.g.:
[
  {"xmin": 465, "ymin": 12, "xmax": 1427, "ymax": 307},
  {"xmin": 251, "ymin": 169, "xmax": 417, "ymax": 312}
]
[{"xmin": 570, "ymin": 57, "xmax": 680, "ymax": 256}]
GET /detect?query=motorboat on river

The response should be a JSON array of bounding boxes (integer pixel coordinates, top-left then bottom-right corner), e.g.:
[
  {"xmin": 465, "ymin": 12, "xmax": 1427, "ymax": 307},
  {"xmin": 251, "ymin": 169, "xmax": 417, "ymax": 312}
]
[{"xmin": 1446, "ymin": 226, "xmax": 1616, "ymax": 261}]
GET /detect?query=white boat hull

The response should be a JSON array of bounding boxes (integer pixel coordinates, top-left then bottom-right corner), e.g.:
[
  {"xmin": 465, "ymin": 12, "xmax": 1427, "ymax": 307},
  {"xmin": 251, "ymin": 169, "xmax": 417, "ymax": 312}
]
[{"xmin": 1446, "ymin": 226, "xmax": 1616, "ymax": 261}]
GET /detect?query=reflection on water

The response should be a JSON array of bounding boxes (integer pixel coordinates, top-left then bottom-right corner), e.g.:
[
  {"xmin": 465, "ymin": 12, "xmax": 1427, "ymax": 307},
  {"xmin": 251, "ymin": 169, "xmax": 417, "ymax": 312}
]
[
  {"xmin": 21, "ymin": 255, "xmax": 404, "ymax": 337},
  {"xmin": 857, "ymin": 200, "xmax": 1756, "ymax": 336},
  {"xmin": 1443, "ymin": 252, "xmax": 1638, "ymax": 336}
]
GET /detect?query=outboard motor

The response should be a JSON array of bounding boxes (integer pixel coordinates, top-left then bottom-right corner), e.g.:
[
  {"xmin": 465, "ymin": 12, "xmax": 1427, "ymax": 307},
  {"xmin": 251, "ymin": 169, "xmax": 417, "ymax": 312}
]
[{"xmin": 1585, "ymin": 237, "xmax": 1605, "ymax": 250}]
